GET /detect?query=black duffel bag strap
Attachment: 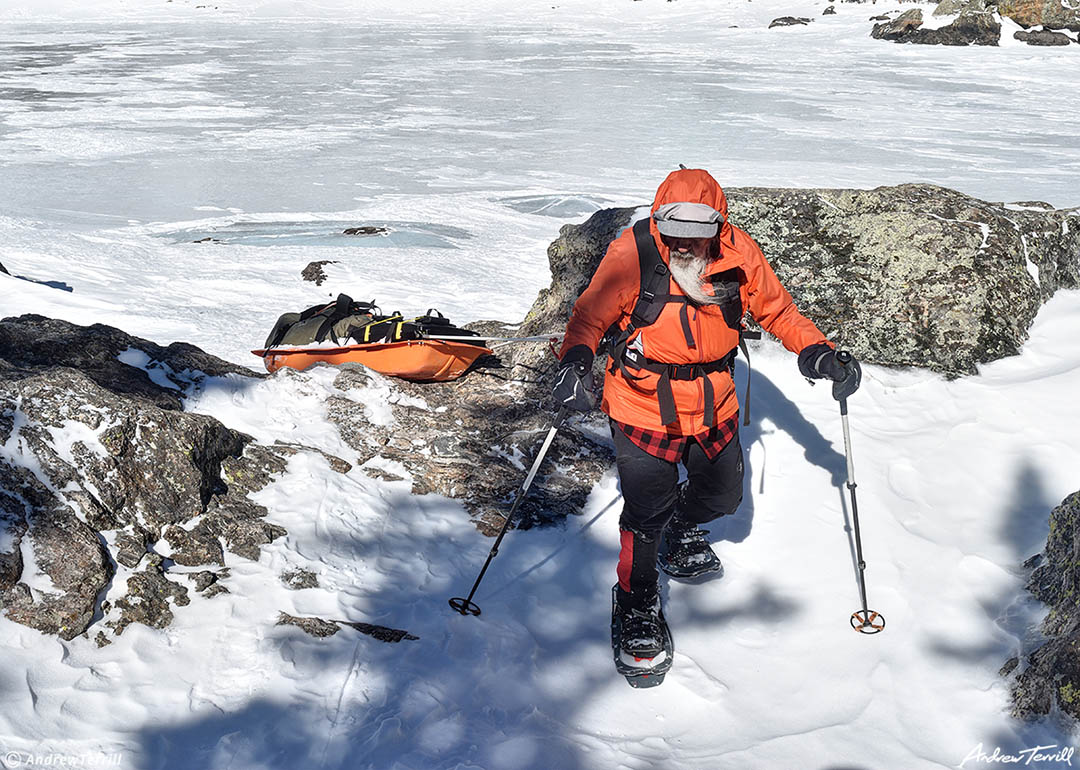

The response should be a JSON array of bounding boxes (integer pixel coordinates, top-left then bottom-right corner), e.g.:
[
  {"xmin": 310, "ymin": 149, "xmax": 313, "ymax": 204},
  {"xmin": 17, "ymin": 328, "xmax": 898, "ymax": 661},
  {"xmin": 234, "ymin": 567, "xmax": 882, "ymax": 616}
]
[{"xmin": 320, "ymin": 294, "xmax": 355, "ymax": 344}]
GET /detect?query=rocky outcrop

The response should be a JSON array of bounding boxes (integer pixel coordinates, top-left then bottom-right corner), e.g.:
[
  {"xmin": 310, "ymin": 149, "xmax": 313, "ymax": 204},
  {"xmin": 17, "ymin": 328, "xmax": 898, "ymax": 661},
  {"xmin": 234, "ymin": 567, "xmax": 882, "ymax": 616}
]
[
  {"xmin": 0, "ymin": 261, "xmax": 8, "ymax": 275},
  {"xmin": 325, "ymin": 364, "xmax": 612, "ymax": 535},
  {"xmin": 871, "ymin": 8, "xmax": 925, "ymax": 39},
  {"xmin": 526, "ymin": 184, "xmax": 1078, "ymax": 378},
  {"xmin": 998, "ymin": 0, "xmax": 1080, "ymax": 31},
  {"xmin": 281, "ymin": 568, "xmax": 319, "ymax": 589},
  {"xmin": 933, "ymin": 0, "xmax": 992, "ymax": 15},
  {"xmin": 769, "ymin": 16, "xmax": 812, "ymax": 27},
  {"xmin": 302, "ymin": 260, "xmax": 338, "ymax": 286},
  {"xmin": 1014, "ymin": 28, "xmax": 1074, "ymax": 43},
  {"xmin": 0, "ymin": 315, "xmax": 311, "ymax": 641},
  {"xmin": 873, "ymin": 7, "xmax": 1002, "ymax": 44},
  {"xmin": 277, "ymin": 612, "xmax": 418, "ymax": 642},
  {"xmin": 1011, "ymin": 492, "xmax": 1080, "ymax": 721}
]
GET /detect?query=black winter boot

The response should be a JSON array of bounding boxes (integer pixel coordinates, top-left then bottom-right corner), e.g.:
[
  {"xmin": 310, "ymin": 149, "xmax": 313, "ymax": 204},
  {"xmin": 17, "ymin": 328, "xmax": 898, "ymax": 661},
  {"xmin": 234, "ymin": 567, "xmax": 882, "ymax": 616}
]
[
  {"xmin": 612, "ymin": 586, "xmax": 665, "ymax": 658},
  {"xmin": 657, "ymin": 513, "xmax": 723, "ymax": 579}
]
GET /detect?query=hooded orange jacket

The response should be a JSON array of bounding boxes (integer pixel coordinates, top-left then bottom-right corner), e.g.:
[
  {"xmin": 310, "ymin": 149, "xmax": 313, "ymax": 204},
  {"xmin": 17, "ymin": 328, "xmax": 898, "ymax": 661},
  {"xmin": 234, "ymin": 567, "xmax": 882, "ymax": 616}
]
[{"xmin": 560, "ymin": 169, "xmax": 829, "ymax": 434}]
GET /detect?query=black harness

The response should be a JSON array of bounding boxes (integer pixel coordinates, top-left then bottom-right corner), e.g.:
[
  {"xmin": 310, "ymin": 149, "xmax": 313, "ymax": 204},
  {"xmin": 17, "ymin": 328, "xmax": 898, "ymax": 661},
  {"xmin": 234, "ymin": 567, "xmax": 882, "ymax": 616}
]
[{"xmin": 607, "ymin": 219, "xmax": 760, "ymax": 428}]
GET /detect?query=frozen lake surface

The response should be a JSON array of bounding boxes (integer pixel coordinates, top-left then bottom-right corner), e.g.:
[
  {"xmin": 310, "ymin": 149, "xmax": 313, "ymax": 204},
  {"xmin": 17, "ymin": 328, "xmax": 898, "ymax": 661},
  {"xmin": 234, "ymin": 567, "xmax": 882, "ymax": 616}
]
[
  {"xmin": 2, "ymin": 16, "xmax": 1078, "ymax": 360},
  {"xmin": 1, "ymin": 19, "xmax": 1079, "ymax": 224}
]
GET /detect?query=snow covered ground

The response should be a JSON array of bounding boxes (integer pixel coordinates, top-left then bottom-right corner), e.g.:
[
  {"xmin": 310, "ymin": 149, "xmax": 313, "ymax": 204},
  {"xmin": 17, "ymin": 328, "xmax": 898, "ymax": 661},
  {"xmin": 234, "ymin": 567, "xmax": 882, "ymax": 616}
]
[{"xmin": 2, "ymin": 1, "xmax": 1080, "ymax": 768}]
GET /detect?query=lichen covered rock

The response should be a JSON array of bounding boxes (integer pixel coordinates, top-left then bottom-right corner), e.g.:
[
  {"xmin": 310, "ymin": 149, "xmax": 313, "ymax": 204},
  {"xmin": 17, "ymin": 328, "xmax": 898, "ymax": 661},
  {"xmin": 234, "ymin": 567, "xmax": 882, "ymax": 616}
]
[
  {"xmin": 0, "ymin": 316, "xmax": 297, "ymax": 640},
  {"xmin": 1012, "ymin": 492, "xmax": 1080, "ymax": 720},
  {"xmin": 998, "ymin": 0, "xmax": 1080, "ymax": 31}
]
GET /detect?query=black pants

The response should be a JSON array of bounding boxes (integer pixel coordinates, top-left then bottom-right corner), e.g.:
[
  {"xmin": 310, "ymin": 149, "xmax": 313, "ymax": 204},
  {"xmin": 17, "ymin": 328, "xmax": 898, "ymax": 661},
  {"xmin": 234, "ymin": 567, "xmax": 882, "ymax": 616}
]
[{"xmin": 612, "ymin": 423, "xmax": 744, "ymax": 608}]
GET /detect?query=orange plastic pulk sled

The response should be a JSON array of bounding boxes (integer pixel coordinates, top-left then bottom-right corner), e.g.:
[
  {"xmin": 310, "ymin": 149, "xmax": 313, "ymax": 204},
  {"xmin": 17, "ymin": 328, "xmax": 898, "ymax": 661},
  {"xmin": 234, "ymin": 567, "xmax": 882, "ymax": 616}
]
[{"xmin": 250, "ymin": 338, "xmax": 493, "ymax": 381}]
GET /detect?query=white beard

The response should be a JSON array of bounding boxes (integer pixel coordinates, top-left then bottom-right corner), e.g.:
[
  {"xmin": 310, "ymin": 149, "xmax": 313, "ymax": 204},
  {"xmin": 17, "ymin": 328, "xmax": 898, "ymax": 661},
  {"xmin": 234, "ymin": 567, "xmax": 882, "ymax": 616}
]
[{"xmin": 668, "ymin": 252, "xmax": 719, "ymax": 306}]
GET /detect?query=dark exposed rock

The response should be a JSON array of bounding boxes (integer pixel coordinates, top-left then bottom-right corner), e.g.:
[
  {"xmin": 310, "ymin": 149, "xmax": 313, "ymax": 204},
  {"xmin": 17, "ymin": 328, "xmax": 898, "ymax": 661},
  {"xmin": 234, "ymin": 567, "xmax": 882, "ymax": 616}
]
[
  {"xmin": 913, "ymin": 9, "xmax": 1001, "ymax": 44},
  {"xmin": 276, "ymin": 612, "xmax": 418, "ymax": 642},
  {"xmin": 873, "ymin": 7, "xmax": 1001, "ymax": 44},
  {"xmin": 869, "ymin": 14, "xmax": 892, "ymax": 21},
  {"xmin": 339, "ymin": 620, "xmax": 419, "ymax": 643},
  {"xmin": 0, "ymin": 314, "xmax": 258, "ymax": 410},
  {"xmin": 998, "ymin": 0, "xmax": 1080, "ymax": 30},
  {"xmin": 277, "ymin": 612, "xmax": 339, "ymax": 638},
  {"xmin": 871, "ymin": 9, "xmax": 924, "ymax": 39},
  {"xmin": 932, "ymin": 0, "xmax": 992, "ymax": 15},
  {"xmin": 0, "ymin": 461, "xmax": 111, "ymax": 640},
  {"xmin": 186, "ymin": 569, "xmax": 228, "ymax": 596},
  {"xmin": 301, "ymin": 260, "xmax": 338, "ymax": 286},
  {"xmin": 769, "ymin": 16, "xmax": 813, "ymax": 27},
  {"xmin": 114, "ymin": 526, "xmax": 151, "ymax": 569},
  {"xmin": 270, "ymin": 442, "xmax": 352, "ymax": 474},
  {"xmin": 0, "ymin": 315, "xmax": 303, "ymax": 639},
  {"xmin": 1012, "ymin": 492, "xmax": 1080, "ymax": 721},
  {"xmin": 281, "ymin": 568, "xmax": 320, "ymax": 590},
  {"xmin": 325, "ymin": 364, "xmax": 612, "ymax": 535},
  {"xmin": 192, "ymin": 237, "xmax": 222, "ymax": 244},
  {"xmin": 342, "ymin": 226, "xmax": 389, "ymax": 236},
  {"xmin": 189, "ymin": 569, "xmax": 224, "ymax": 592},
  {"xmin": 1014, "ymin": 28, "xmax": 1073, "ymax": 43},
  {"xmin": 823, "ymin": 5, "xmax": 836, "ymax": 14},
  {"xmin": 163, "ymin": 523, "xmax": 225, "ymax": 566},
  {"xmin": 107, "ymin": 554, "xmax": 190, "ymax": 636},
  {"xmin": 0, "ymin": 261, "xmax": 8, "ymax": 275}
]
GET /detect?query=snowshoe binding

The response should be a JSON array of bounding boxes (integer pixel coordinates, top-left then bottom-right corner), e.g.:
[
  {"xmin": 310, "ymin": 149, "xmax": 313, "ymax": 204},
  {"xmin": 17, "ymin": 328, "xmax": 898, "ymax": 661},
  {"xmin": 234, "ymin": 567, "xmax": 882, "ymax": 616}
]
[
  {"xmin": 610, "ymin": 585, "xmax": 674, "ymax": 688},
  {"xmin": 657, "ymin": 515, "xmax": 723, "ymax": 579}
]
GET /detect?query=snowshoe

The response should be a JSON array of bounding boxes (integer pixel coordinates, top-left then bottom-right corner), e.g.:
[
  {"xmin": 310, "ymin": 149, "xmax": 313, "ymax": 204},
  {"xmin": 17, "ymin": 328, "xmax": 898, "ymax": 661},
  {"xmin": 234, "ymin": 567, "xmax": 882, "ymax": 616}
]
[
  {"xmin": 610, "ymin": 585, "xmax": 674, "ymax": 688},
  {"xmin": 657, "ymin": 516, "xmax": 723, "ymax": 579}
]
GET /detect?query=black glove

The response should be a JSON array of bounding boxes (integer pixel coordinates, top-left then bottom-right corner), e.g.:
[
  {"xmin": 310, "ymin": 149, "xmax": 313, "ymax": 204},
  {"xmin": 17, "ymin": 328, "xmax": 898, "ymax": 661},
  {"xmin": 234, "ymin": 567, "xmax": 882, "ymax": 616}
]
[
  {"xmin": 798, "ymin": 342, "xmax": 862, "ymax": 401},
  {"xmin": 553, "ymin": 344, "xmax": 595, "ymax": 412}
]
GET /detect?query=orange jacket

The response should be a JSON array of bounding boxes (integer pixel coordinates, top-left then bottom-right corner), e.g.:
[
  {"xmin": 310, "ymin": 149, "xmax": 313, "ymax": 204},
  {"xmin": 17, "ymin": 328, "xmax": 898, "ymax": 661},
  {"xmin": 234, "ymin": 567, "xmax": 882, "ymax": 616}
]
[{"xmin": 560, "ymin": 169, "xmax": 829, "ymax": 433}]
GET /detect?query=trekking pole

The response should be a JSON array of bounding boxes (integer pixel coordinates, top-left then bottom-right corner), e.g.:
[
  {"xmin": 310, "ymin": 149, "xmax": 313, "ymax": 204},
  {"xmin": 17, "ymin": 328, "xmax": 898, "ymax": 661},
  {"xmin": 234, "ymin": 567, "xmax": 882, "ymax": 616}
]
[
  {"xmin": 449, "ymin": 406, "xmax": 570, "ymax": 616},
  {"xmin": 835, "ymin": 351, "xmax": 885, "ymax": 635}
]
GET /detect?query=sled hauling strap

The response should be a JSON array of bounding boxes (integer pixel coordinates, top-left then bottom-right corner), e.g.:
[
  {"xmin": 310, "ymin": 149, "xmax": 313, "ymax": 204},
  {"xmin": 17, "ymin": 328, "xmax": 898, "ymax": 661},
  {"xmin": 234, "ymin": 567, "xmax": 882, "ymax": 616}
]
[{"xmin": 622, "ymin": 349, "xmax": 737, "ymax": 428}]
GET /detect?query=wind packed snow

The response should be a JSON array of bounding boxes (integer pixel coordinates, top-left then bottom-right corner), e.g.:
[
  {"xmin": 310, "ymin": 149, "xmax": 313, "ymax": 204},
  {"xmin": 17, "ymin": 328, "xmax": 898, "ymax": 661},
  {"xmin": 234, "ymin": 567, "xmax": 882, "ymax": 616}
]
[{"xmin": 1, "ymin": 0, "xmax": 1080, "ymax": 768}]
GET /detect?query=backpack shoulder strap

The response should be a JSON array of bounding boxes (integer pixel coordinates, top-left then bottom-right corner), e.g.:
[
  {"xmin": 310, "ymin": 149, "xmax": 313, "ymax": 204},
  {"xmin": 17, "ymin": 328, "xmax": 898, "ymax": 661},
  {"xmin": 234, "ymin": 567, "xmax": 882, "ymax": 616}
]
[{"xmin": 629, "ymin": 218, "xmax": 671, "ymax": 328}]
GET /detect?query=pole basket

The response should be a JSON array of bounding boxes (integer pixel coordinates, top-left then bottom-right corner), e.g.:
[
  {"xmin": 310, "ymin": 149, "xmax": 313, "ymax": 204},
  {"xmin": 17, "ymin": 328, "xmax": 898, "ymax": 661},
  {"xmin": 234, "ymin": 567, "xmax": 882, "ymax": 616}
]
[
  {"xmin": 850, "ymin": 609, "xmax": 885, "ymax": 634},
  {"xmin": 449, "ymin": 597, "xmax": 482, "ymax": 616}
]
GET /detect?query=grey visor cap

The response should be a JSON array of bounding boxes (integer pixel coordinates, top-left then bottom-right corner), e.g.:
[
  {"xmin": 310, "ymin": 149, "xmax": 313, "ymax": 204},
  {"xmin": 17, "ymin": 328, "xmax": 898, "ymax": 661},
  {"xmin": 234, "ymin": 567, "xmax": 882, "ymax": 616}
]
[{"xmin": 653, "ymin": 201, "xmax": 725, "ymax": 239}]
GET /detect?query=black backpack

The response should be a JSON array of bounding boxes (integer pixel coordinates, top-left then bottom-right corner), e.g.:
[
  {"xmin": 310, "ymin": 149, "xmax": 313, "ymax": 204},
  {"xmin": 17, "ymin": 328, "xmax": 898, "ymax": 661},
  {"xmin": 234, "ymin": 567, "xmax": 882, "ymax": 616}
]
[{"xmin": 263, "ymin": 295, "xmax": 484, "ymax": 349}]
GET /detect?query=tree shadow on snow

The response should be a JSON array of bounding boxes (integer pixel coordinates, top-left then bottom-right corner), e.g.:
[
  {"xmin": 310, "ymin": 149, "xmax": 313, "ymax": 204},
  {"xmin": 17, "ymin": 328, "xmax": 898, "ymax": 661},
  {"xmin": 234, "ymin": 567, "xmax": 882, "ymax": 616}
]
[
  {"xmin": 132, "ymin": 460, "xmax": 685, "ymax": 770},
  {"xmin": 922, "ymin": 458, "xmax": 1077, "ymax": 765}
]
